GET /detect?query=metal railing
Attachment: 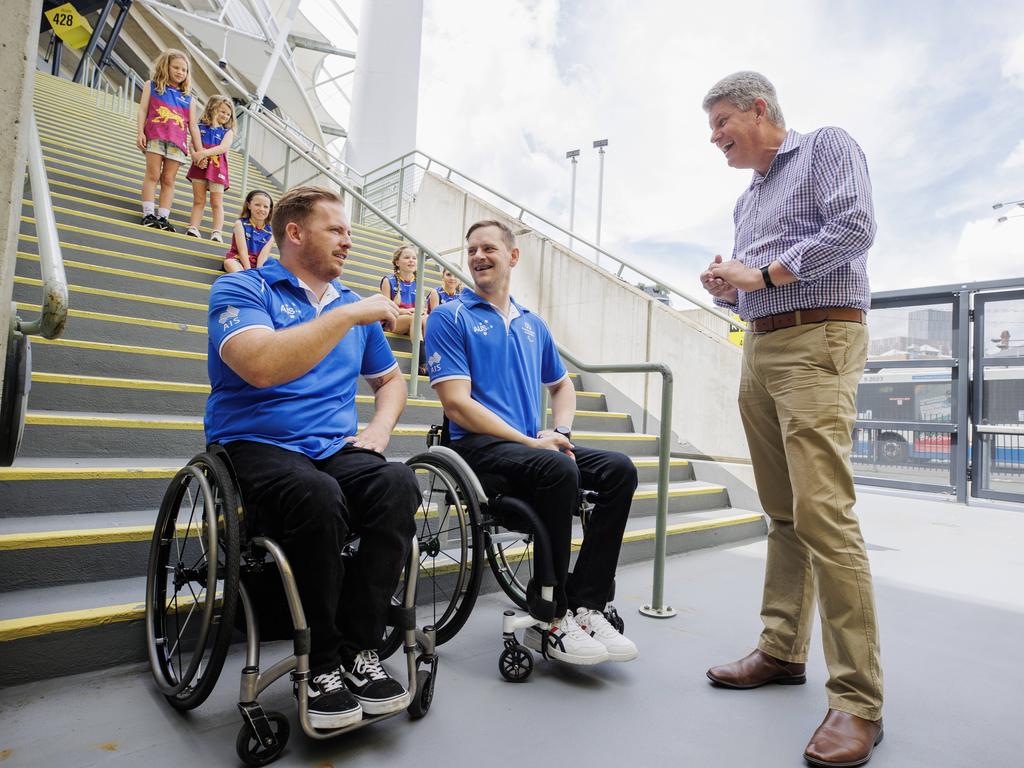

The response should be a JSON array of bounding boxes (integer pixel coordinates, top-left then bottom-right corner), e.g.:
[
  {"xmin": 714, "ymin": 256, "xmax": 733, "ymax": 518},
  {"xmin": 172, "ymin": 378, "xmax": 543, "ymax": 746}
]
[
  {"xmin": 233, "ymin": 105, "xmax": 678, "ymax": 615},
  {"xmin": 16, "ymin": 113, "xmax": 68, "ymax": 339},
  {"xmin": 360, "ymin": 150, "xmax": 744, "ymax": 334}
]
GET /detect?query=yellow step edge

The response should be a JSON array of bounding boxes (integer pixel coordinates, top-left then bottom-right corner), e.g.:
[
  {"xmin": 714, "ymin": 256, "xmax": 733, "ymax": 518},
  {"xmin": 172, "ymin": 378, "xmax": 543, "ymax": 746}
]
[
  {"xmin": 25, "ymin": 413, "xmax": 206, "ymax": 430},
  {"xmin": 18, "ymin": 251, "xmax": 212, "ymax": 292},
  {"xmin": 17, "ymin": 304, "xmax": 206, "ymax": 335},
  {"xmin": 0, "ymin": 600, "xmax": 148, "ymax": 642},
  {"xmin": 633, "ymin": 486, "xmax": 724, "ymax": 501},
  {"xmin": 31, "ymin": 372, "xmax": 210, "ymax": 393},
  {"xmin": 619, "ymin": 513, "xmax": 765, "ymax": 545},
  {"xmin": 14, "ymin": 275, "xmax": 208, "ymax": 312},
  {"xmin": 633, "ymin": 457, "xmax": 689, "ymax": 466},
  {"xmin": 30, "ymin": 336, "xmax": 206, "ymax": 360},
  {"xmin": 0, "ymin": 466, "xmax": 179, "ymax": 481},
  {"xmin": 20, "ymin": 232, "xmax": 223, "ymax": 278}
]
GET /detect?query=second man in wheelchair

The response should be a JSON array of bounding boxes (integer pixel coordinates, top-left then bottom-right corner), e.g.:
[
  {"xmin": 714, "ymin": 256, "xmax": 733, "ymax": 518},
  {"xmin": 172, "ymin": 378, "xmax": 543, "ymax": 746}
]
[
  {"xmin": 205, "ymin": 186, "xmax": 419, "ymax": 728},
  {"xmin": 425, "ymin": 219, "xmax": 640, "ymax": 666}
]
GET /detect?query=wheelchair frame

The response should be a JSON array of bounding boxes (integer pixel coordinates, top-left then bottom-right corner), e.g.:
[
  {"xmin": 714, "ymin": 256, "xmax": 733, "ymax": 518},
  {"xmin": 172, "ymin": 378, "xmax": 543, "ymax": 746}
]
[{"xmin": 144, "ymin": 449, "xmax": 438, "ymax": 766}]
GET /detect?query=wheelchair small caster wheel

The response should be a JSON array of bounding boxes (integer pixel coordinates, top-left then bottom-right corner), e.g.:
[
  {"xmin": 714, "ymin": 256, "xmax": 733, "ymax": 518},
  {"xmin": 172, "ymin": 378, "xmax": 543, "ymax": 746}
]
[
  {"xmin": 499, "ymin": 644, "xmax": 533, "ymax": 682},
  {"xmin": 236, "ymin": 710, "xmax": 289, "ymax": 766},
  {"xmin": 408, "ymin": 669, "xmax": 435, "ymax": 719}
]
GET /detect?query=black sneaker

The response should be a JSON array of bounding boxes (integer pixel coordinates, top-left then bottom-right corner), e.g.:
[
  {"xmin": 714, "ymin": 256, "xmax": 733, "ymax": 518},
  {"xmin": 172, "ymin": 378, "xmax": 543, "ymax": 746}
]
[
  {"xmin": 141, "ymin": 213, "xmax": 160, "ymax": 228},
  {"xmin": 342, "ymin": 650, "xmax": 410, "ymax": 715},
  {"xmin": 157, "ymin": 217, "xmax": 175, "ymax": 233},
  {"xmin": 299, "ymin": 666, "xmax": 362, "ymax": 729}
]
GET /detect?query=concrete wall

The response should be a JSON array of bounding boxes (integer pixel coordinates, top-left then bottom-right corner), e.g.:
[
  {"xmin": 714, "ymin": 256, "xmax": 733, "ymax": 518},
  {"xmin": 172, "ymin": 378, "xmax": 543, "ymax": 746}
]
[{"xmin": 407, "ymin": 172, "xmax": 751, "ymax": 461}]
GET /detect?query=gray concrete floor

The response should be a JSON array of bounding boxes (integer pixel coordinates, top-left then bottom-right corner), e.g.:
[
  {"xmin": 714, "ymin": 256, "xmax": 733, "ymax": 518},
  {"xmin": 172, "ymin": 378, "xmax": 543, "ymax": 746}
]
[{"xmin": 1, "ymin": 488, "xmax": 1021, "ymax": 767}]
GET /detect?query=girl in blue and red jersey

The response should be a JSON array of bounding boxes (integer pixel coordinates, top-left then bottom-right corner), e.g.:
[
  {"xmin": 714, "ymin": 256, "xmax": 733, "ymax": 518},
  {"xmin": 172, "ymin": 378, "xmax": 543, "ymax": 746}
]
[
  {"xmin": 224, "ymin": 190, "xmax": 274, "ymax": 273},
  {"xmin": 136, "ymin": 48, "xmax": 201, "ymax": 232},
  {"xmin": 185, "ymin": 95, "xmax": 236, "ymax": 242},
  {"xmin": 379, "ymin": 244, "xmax": 422, "ymax": 337}
]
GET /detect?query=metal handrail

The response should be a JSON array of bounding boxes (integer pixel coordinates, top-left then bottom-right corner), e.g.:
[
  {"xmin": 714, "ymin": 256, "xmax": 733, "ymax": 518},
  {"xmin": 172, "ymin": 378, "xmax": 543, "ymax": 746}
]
[
  {"xmin": 233, "ymin": 105, "xmax": 678, "ymax": 616},
  {"xmin": 365, "ymin": 150, "xmax": 744, "ymax": 332},
  {"xmin": 17, "ymin": 114, "xmax": 68, "ymax": 339}
]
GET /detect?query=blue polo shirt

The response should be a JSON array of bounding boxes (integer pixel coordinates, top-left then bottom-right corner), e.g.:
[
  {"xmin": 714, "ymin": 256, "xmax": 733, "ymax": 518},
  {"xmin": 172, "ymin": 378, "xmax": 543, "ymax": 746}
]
[
  {"xmin": 424, "ymin": 289, "xmax": 567, "ymax": 440},
  {"xmin": 205, "ymin": 259, "xmax": 398, "ymax": 458}
]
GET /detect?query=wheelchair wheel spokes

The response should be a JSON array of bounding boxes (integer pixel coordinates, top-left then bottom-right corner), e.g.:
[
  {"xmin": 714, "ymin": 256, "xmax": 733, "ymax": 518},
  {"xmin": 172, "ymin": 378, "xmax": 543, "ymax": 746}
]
[
  {"xmin": 145, "ymin": 453, "xmax": 240, "ymax": 711},
  {"xmin": 380, "ymin": 453, "xmax": 484, "ymax": 659},
  {"xmin": 486, "ymin": 529, "xmax": 534, "ymax": 611}
]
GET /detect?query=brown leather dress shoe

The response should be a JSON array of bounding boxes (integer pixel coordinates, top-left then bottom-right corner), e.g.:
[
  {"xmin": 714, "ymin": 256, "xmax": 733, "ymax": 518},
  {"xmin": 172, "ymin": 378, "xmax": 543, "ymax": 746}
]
[
  {"xmin": 804, "ymin": 709, "xmax": 883, "ymax": 767},
  {"xmin": 706, "ymin": 649, "xmax": 806, "ymax": 688}
]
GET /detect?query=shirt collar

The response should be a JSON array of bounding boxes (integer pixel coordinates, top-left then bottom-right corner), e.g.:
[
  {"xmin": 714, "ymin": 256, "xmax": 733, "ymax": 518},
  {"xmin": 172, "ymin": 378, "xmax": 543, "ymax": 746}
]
[
  {"xmin": 458, "ymin": 288, "xmax": 530, "ymax": 316},
  {"xmin": 261, "ymin": 259, "xmax": 349, "ymax": 310},
  {"xmin": 751, "ymin": 129, "xmax": 805, "ymax": 184}
]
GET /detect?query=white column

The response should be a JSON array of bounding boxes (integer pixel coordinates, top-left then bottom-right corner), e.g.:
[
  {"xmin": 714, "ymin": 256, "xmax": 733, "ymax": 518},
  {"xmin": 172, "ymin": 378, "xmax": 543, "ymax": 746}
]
[
  {"xmin": 254, "ymin": 0, "xmax": 302, "ymax": 107},
  {"xmin": 343, "ymin": 0, "xmax": 423, "ymax": 174}
]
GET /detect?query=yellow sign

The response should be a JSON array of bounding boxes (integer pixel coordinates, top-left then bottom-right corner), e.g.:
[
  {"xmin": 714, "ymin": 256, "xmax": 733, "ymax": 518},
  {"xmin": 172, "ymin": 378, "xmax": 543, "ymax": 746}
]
[
  {"xmin": 728, "ymin": 313, "xmax": 745, "ymax": 347},
  {"xmin": 45, "ymin": 3, "xmax": 93, "ymax": 50}
]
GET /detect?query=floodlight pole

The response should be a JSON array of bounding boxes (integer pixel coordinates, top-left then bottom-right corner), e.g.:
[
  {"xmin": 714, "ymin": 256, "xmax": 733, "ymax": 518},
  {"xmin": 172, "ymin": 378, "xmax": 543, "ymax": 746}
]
[
  {"xmin": 566, "ymin": 149, "xmax": 579, "ymax": 251},
  {"xmin": 594, "ymin": 139, "xmax": 608, "ymax": 267}
]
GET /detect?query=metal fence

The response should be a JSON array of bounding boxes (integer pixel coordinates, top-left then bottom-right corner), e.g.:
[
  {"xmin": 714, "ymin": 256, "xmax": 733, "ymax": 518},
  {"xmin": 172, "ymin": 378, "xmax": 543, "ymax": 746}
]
[{"xmin": 853, "ymin": 278, "xmax": 1024, "ymax": 503}]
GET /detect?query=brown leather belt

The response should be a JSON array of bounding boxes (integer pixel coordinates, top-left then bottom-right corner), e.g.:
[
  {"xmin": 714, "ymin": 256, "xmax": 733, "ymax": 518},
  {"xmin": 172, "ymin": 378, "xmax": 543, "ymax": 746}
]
[{"xmin": 751, "ymin": 307, "xmax": 865, "ymax": 334}]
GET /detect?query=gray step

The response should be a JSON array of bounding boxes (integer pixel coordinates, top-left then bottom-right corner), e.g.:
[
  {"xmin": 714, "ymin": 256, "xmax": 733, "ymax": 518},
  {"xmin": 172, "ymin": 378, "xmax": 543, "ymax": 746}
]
[
  {"xmin": 0, "ymin": 506, "xmax": 764, "ymax": 685},
  {"xmin": 0, "ymin": 453, "xmax": 691, "ymax": 520},
  {"xmin": 0, "ymin": 469, "xmax": 711, "ymax": 592}
]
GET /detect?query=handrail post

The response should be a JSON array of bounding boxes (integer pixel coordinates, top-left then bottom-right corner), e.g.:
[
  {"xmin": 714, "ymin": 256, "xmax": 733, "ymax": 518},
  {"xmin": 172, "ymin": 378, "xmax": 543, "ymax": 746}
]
[
  {"xmin": 407, "ymin": 247, "xmax": 427, "ymax": 398},
  {"xmin": 240, "ymin": 111, "xmax": 252, "ymax": 195},
  {"xmin": 282, "ymin": 145, "xmax": 291, "ymax": 190},
  {"xmin": 640, "ymin": 367, "xmax": 676, "ymax": 618},
  {"xmin": 396, "ymin": 161, "xmax": 406, "ymax": 224}
]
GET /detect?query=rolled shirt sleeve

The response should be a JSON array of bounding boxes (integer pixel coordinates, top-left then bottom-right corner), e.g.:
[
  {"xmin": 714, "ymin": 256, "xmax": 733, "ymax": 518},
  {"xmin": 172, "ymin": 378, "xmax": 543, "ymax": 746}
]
[
  {"xmin": 425, "ymin": 308, "xmax": 471, "ymax": 385},
  {"xmin": 208, "ymin": 273, "xmax": 274, "ymax": 356}
]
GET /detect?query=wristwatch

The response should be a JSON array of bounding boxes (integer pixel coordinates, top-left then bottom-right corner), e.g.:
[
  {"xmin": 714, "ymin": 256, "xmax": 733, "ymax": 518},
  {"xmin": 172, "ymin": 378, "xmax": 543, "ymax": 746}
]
[
  {"xmin": 553, "ymin": 426, "xmax": 572, "ymax": 442},
  {"xmin": 760, "ymin": 264, "xmax": 775, "ymax": 289}
]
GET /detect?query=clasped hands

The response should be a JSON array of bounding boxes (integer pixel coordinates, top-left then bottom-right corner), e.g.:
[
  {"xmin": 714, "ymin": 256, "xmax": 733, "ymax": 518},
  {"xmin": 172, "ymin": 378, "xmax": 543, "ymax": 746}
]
[{"xmin": 700, "ymin": 255, "xmax": 765, "ymax": 302}]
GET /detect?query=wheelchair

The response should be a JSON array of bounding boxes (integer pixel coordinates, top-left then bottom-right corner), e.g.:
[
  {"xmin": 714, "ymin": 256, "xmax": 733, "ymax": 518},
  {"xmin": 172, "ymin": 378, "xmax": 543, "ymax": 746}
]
[
  {"xmin": 377, "ymin": 423, "xmax": 626, "ymax": 682},
  {"xmin": 143, "ymin": 445, "xmax": 438, "ymax": 767}
]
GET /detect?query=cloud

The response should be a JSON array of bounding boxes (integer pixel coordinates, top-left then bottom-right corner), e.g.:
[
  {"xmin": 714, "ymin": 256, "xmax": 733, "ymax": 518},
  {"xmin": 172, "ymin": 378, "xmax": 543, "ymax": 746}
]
[
  {"xmin": 953, "ymin": 217, "xmax": 1024, "ymax": 282},
  {"xmin": 1002, "ymin": 140, "xmax": 1024, "ymax": 170}
]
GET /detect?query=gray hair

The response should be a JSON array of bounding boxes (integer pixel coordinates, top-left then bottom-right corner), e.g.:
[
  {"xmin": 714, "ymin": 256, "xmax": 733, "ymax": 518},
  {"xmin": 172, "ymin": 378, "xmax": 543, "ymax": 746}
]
[{"xmin": 701, "ymin": 71, "xmax": 785, "ymax": 128}]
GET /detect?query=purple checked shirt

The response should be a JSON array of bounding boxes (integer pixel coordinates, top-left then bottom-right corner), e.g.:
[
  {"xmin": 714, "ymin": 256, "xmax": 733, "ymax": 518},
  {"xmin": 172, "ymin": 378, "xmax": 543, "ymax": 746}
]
[{"xmin": 714, "ymin": 127, "xmax": 875, "ymax": 321}]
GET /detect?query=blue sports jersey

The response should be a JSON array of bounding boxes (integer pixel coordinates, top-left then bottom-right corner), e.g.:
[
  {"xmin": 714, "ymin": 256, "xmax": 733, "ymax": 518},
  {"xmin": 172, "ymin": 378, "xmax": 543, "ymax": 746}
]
[
  {"xmin": 425, "ymin": 288, "xmax": 567, "ymax": 440},
  {"xmin": 385, "ymin": 274, "xmax": 417, "ymax": 308},
  {"xmin": 205, "ymin": 259, "xmax": 398, "ymax": 458},
  {"xmin": 198, "ymin": 123, "xmax": 227, "ymax": 147},
  {"xmin": 240, "ymin": 217, "xmax": 273, "ymax": 257},
  {"xmin": 435, "ymin": 285, "xmax": 460, "ymax": 305}
]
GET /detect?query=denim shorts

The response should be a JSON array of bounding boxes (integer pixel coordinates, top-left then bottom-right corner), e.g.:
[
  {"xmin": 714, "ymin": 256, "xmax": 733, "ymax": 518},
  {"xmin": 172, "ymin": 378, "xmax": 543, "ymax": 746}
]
[{"xmin": 145, "ymin": 139, "xmax": 188, "ymax": 163}]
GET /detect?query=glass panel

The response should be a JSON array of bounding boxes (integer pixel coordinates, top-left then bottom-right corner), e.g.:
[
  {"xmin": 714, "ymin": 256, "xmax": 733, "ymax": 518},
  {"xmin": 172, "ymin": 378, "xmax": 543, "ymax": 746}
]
[
  {"xmin": 979, "ymin": 367, "xmax": 1024, "ymax": 425},
  {"xmin": 857, "ymin": 370, "xmax": 952, "ymax": 423},
  {"xmin": 975, "ymin": 432, "xmax": 1024, "ymax": 495},
  {"xmin": 867, "ymin": 304, "xmax": 954, "ymax": 361},
  {"xmin": 851, "ymin": 426, "xmax": 952, "ymax": 487},
  {"xmin": 981, "ymin": 299, "xmax": 1024, "ymax": 359}
]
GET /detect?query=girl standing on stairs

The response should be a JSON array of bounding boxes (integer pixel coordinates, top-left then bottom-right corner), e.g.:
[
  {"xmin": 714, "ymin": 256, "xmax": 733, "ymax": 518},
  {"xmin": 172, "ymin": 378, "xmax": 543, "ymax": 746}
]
[
  {"xmin": 223, "ymin": 189, "xmax": 274, "ymax": 273},
  {"xmin": 185, "ymin": 95, "xmax": 236, "ymax": 242},
  {"xmin": 380, "ymin": 244, "xmax": 431, "ymax": 374},
  {"xmin": 136, "ymin": 48, "xmax": 201, "ymax": 232}
]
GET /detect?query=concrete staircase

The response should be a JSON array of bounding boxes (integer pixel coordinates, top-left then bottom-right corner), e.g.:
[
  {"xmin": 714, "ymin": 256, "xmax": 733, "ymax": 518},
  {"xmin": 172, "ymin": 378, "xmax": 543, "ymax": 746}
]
[{"xmin": 0, "ymin": 71, "xmax": 765, "ymax": 687}]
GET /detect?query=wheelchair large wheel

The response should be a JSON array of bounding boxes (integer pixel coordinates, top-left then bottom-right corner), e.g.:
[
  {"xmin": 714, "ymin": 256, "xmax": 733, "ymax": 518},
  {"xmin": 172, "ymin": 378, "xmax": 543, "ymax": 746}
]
[
  {"xmin": 145, "ymin": 452, "xmax": 241, "ymax": 710},
  {"xmin": 379, "ymin": 452, "xmax": 484, "ymax": 658}
]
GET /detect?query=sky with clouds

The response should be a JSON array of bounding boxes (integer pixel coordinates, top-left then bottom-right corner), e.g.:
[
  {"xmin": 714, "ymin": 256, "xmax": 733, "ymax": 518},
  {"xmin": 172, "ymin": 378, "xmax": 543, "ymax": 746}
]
[{"xmin": 309, "ymin": 0, "xmax": 1024, "ymax": 300}]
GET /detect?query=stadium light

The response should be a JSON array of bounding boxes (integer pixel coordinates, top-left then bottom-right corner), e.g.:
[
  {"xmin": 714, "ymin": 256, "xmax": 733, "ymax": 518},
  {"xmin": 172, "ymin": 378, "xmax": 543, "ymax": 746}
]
[
  {"xmin": 594, "ymin": 139, "xmax": 608, "ymax": 265},
  {"xmin": 566, "ymin": 149, "xmax": 580, "ymax": 251},
  {"xmin": 991, "ymin": 198, "xmax": 1024, "ymax": 210}
]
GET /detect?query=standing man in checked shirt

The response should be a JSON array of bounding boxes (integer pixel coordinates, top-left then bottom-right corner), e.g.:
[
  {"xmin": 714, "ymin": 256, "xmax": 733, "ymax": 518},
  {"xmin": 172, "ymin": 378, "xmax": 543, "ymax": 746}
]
[{"xmin": 698, "ymin": 72, "xmax": 883, "ymax": 768}]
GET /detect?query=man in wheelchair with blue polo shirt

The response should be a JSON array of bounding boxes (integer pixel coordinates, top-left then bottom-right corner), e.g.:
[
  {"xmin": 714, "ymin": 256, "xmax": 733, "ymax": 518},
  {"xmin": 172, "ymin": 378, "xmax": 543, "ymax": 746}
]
[
  {"xmin": 205, "ymin": 186, "xmax": 419, "ymax": 729},
  {"xmin": 425, "ymin": 219, "xmax": 639, "ymax": 666}
]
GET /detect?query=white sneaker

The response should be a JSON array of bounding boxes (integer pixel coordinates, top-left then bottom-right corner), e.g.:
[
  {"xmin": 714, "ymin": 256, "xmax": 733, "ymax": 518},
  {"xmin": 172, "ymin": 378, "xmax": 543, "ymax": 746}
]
[
  {"xmin": 575, "ymin": 608, "xmax": 638, "ymax": 662},
  {"xmin": 185, "ymin": 226, "xmax": 201, "ymax": 237},
  {"xmin": 523, "ymin": 610, "xmax": 609, "ymax": 665}
]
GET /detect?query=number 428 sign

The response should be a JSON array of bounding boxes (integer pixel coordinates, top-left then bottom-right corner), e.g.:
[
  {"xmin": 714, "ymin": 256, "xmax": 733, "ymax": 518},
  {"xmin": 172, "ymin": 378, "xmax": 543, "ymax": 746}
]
[{"xmin": 44, "ymin": 3, "xmax": 93, "ymax": 50}]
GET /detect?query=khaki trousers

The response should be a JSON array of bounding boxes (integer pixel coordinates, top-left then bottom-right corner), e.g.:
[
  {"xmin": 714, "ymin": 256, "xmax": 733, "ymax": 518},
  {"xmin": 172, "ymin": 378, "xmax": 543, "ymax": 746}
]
[{"xmin": 740, "ymin": 320, "xmax": 883, "ymax": 720}]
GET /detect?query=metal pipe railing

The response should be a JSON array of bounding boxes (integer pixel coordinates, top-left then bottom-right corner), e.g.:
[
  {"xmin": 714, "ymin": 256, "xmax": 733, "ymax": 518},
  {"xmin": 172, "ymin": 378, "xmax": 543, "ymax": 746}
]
[
  {"xmin": 368, "ymin": 150, "xmax": 743, "ymax": 332},
  {"xmin": 236, "ymin": 106, "xmax": 678, "ymax": 614},
  {"xmin": 17, "ymin": 113, "xmax": 68, "ymax": 339}
]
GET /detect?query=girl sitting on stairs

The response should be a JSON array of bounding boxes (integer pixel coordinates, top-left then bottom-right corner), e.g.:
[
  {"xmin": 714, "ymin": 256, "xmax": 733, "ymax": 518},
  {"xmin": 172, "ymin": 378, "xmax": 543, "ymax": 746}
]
[
  {"xmin": 223, "ymin": 190, "xmax": 274, "ymax": 273},
  {"xmin": 185, "ymin": 94, "xmax": 236, "ymax": 242}
]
